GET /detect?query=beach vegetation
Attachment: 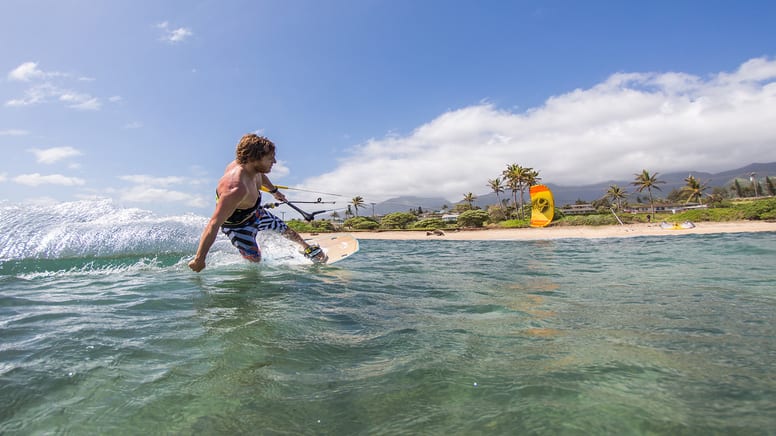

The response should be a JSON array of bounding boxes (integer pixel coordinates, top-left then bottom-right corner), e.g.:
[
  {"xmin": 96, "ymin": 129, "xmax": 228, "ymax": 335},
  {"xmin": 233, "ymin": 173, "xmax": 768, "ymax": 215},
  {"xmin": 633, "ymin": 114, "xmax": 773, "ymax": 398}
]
[
  {"xmin": 452, "ymin": 202, "xmax": 476, "ymax": 213},
  {"xmin": 731, "ymin": 179, "xmax": 744, "ymax": 198},
  {"xmin": 287, "ymin": 219, "xmax": 336, "ymax": 233},
  {"xmin": 486, "ymin": 204, "xmax": 508, "ymax": 223},
  {"xmin": 412, "ymin": 218, "xmax": 448, "ymax": 230},
  {"xmin": 380, "ymin": 212, "xmax": 418, "ymax": 229},
  {"xmin": 457, "ymin": 209, "xmax": 490, "ymax": 227},
  {"xmin": 554, "ymin": 214, "xmax": 623, "ymax": 226},
  {"xmin": 590, "ymin": 197, "xmax": 613, "ymax": 213},
  {"xmin": 669, "ymin": 208, "xmax": 743, "ymax": 222},
  {"xmin": 766, "ymin": 177, "xmax": 776, "ymax": 196},
  {"xmin": 496, "ymin": 218, "xmax": 530, "ymax": 228},
  {"xmin": 344, "ymin": 216, "xmax": 380, "ymax": 230},
  {"xmin": 705, "ymin": 187, "xmax": 728, "ymax": 205},
  {"xmin": 735, "ymin": 197, "xmax": 776, "ymax": 220}
]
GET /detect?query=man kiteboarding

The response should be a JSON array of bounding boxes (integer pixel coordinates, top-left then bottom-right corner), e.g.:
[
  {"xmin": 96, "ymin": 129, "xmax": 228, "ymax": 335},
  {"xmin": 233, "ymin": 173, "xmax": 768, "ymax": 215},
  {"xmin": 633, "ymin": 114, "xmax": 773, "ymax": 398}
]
[{"xmin": 188, "ymin": 134, "xmax": 326, "ymax": 272}]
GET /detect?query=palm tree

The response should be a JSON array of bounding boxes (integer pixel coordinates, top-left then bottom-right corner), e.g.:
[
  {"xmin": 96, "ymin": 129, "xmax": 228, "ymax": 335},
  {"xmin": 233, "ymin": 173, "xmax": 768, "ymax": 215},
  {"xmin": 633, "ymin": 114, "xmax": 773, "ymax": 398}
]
[
  {"xmin": 525, "ymin": 169, "xmax": 541, "ymax": 186},
  {"xmin": 462, "ymin": 192, "xmax": 477, "ymax": 209},
  {"xmin": 503, "ymin": 164, "xmax": 538, "ymax": 219},
  {"xmin": 766, "ymin": 176, "xmax": 776, "ymax": 196},
  {"xmin": 487, "ymin": 177, "xmax": 506, "ymax": 210},
  {"xmin": 631, "ymin": 169, "xmax": 665, "ymax": 216},
  {"xmin": 681, "ymin": 174, "xmax": 709, "ymax": 204},
  {"xmin": 605, "ymin": 185, "xmax": 628, "ymax": 210},
  {"xmin": 502, "ymin": 164, "xmax": 522, "ymax": 212},
  {"xmin": 351, "ymin": 196, "xmax": 365, "ymax": 216}
]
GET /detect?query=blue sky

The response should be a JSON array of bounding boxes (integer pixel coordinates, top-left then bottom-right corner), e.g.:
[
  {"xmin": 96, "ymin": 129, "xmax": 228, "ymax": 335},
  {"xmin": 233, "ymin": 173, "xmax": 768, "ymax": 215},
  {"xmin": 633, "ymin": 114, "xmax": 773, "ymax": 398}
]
[{"xmin": 2, "ymin": 0, "xmax": 776, "ymax": 217}]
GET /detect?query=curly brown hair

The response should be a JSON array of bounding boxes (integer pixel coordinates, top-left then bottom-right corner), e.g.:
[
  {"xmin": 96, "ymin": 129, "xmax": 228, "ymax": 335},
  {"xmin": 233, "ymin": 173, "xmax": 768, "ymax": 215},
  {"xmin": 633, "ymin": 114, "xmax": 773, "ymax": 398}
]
[{"xmin": 235, "ymin": 134, "xmax": 275, "ymax": 164}]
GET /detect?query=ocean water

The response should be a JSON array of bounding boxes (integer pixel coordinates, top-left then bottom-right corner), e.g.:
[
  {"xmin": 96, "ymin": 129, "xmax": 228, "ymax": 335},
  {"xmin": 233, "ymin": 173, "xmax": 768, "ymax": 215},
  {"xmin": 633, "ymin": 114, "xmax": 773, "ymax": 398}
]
[{"xmin": 1, "ymin": 200, "xmax": 775, "ymax": 435}]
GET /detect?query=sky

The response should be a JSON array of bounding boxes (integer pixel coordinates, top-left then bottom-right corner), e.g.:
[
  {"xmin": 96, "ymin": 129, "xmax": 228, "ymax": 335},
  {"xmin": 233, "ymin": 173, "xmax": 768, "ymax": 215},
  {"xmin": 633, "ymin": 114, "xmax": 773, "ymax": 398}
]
[{"xmin": 2, "ymin": 0, "xmax": 776, "ymax": 217}]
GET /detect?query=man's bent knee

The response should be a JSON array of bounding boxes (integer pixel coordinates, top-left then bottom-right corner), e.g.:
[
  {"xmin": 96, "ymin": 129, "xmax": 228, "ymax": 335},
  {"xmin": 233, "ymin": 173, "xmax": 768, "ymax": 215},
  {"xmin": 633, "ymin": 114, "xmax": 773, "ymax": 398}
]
[{"xmin": 239, "ymin": 249, "xmax": 262, "ymax": 263}]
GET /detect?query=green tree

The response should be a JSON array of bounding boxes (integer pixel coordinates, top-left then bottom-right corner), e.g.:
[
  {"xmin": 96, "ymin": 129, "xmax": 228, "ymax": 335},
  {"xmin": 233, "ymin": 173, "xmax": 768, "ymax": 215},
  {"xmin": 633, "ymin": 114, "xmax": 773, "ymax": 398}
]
[
  {"xmin": 380, "ymin": 212, "xmax": 417, "ymax": 229},
  {"xmin": 681, "ymin": 174, "xmax": 709, "ymax": 204},
  {"xmin": 344, "ymin": 216, "xmax": 379, "ymax": 230},
  {"xmin": 631, "ymin": 169, "xmax": 665, "ymax": 216},
  {"xmin": 707, "ymin": 187, "xmax": 728, "ymax": 205},
  {"xmin": 351, "ymin": 196, "xmax": 365, "ymax": 216},
  {"xmin": 412, "ymin": 217, "xmax": 447, "ymax": 229},
  {"xmin": 457, "ymin": 209, "xmax": 490, "ymax": 227},
  {"xmin": 486, "ymin": 204, "xmax": 507, "ymax": 223},
  {"xmin": 766, "ymin": 176, "xmax": 776, "ymax": 196},
  {"xmin": 605, "ymin": 185, "xmax": 628, "ymax": 210}
]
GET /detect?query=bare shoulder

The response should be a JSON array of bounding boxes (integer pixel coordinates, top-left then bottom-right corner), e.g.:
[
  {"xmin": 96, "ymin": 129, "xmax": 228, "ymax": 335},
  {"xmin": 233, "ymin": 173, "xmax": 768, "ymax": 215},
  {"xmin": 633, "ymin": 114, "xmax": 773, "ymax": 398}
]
[{"xmin": 218, "ymin": 164, "xmax": 248, "ymax": 196}]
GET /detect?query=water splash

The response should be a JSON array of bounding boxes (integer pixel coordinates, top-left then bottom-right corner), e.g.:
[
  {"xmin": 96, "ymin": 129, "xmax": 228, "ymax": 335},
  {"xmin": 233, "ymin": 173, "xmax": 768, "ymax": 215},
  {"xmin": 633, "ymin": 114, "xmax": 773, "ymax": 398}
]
[
  {"xmin": 0, "ymin": 199, "xmax": 206, "ymax": 260},
  {"xmin": 0, "ymin": 199, "xmax": 313, "ymax": 269}
]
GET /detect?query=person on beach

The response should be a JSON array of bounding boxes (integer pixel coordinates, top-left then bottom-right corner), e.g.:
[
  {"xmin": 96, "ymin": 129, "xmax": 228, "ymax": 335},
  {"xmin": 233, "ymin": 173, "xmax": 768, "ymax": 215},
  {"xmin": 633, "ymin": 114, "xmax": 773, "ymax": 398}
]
[{"xmin": 188, "ymin": 134, "xmax": 325, "ymax": 272}]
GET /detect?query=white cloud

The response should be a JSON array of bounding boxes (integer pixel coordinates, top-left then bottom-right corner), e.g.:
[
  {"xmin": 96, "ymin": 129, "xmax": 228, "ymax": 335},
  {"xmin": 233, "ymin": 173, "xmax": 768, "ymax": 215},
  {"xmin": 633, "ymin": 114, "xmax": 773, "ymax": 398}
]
[
  {"xmin": 117, "ymin": 174, "xmax": 208, "ymax": 207},
  {"xmin": 7, "ymin": 61, "xmax": 67, "ymax": 82},
  {"xmin": 5, "ymin": 83, "xmax": 55, "ymax": 106},
  {"xmin": 270, "ymin": 160, "xmax": 290, "ymax": 178},
  {"xmin": 0, "ymin": 173, "xmax": 7, "ymax": 182},
  {"xmin": 123, "ymin": 121, "xmax": 143, "ymax": 129},
  {"xmin": 157, "ymin": 21, "xmax": 193, "ymax": 43},
  {"xmin": 59, "ymin": 92, "xmax": 101, "ymax": 110},
  {"xmin": 13, "ymin": 173, "xmax": 85, "ymax": 186},
  {"xmin": 119, "ymin": 174, "xmax": 188, "ymax": 186},
  {"xmin": 301, "ymin": 56, "xmax": 776, "ymax": 202},
  {"xmin": 5, "ymin": 63, "xmax": 100, "ymax": 110},
  {"xmin": 29, "ymin": 146, "xmax": 82, "ymax": 164},
  {"xmin": 0, "ymin": 129, "xmax": 29, "ymax": 136},
  {"xmin": 8, "ymin": 62, "xmax": 46, "ymax": 81},
  {"xmin": 119, "ymin": 185, "xmax": 207, "ymax": 208},
  {"xmin": 5, "ymin": 81, "xmax": 100, "ymax": 110}
]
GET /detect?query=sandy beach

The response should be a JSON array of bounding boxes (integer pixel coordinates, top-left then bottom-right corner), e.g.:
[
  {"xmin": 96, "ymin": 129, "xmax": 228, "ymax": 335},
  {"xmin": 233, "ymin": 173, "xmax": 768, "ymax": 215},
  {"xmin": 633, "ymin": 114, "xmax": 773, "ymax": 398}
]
[{"xmin": 307, "ymin": 221, "xmax": 776, "ymax": 241}]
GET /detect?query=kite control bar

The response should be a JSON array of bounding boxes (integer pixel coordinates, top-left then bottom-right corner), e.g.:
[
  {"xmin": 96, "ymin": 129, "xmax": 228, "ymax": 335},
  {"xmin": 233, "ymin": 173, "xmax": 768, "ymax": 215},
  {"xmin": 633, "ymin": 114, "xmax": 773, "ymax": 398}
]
[{"xmin": 262, "ymin": 200, "xmax": 334, "ymax": 222}]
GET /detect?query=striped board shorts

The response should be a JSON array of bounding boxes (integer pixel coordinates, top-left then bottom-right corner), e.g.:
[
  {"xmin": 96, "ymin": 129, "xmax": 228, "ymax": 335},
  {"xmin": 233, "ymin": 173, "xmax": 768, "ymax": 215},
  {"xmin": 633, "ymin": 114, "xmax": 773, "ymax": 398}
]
[{"xmin": 220, "ymin": 208, "xmax": 288, "ymax": 262}]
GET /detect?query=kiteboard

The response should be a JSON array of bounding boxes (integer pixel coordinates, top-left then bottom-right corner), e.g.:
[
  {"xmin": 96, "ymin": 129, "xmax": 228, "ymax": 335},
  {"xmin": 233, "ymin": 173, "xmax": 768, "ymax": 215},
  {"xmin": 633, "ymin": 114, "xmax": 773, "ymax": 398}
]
[
  {"xmin": 306, "ymin": 233, "xmax": 359, "ymax": 264},
  {"xmin": 529, "ymin": 184, "xmax": 555, "ymax": 228}
]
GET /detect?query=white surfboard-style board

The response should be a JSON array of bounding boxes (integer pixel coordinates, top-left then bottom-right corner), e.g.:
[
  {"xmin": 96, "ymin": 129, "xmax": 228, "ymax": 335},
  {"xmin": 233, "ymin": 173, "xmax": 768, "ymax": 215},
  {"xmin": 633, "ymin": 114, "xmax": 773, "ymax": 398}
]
[{"xmin": 306, "ymin": 233, "xmax": 359, "ymax": 264}]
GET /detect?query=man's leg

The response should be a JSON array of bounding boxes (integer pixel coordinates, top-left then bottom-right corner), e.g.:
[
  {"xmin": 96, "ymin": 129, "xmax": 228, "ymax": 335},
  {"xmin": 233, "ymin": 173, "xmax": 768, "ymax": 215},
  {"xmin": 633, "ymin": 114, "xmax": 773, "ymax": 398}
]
[
  {"xmin": 221, "ymin": 225, "xmax": 262, "ymax": 262},
  {"xmin": 257, "ymin": 209, "xmax": 326, "ymax": 262}
]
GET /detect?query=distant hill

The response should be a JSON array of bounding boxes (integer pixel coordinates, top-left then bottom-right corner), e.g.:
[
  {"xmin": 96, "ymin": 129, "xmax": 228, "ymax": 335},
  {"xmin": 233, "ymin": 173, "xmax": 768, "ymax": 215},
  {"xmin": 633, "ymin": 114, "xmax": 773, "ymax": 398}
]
[
  {"xmin": 364, "ymin": 196, "xmax": 452, "ymax": 216},
  {"xmin": 368, "ymin": 162, "xmax": 776, "ymax": 214}
]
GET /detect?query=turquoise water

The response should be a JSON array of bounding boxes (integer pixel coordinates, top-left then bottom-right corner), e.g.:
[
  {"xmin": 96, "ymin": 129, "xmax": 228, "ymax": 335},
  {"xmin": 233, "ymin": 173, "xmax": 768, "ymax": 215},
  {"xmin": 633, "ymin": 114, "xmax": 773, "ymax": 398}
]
[{"xmin": 1, "ymin": 200, "xmax": 775, "ymax": 435}]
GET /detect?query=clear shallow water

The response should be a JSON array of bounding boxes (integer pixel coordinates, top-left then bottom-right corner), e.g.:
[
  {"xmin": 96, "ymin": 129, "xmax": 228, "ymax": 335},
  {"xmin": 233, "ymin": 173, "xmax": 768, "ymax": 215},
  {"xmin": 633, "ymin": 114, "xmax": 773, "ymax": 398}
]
[{"xmin": 1, "ymin": 201, "xmax": 775, "ymax": 434}]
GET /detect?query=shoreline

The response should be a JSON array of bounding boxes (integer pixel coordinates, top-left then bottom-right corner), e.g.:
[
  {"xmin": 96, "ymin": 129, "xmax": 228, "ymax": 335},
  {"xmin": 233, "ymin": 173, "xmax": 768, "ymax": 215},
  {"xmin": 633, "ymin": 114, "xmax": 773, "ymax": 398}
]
[{"xmin": 303, "ymin": 221, "xmax": 776, "ymax": 241}]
